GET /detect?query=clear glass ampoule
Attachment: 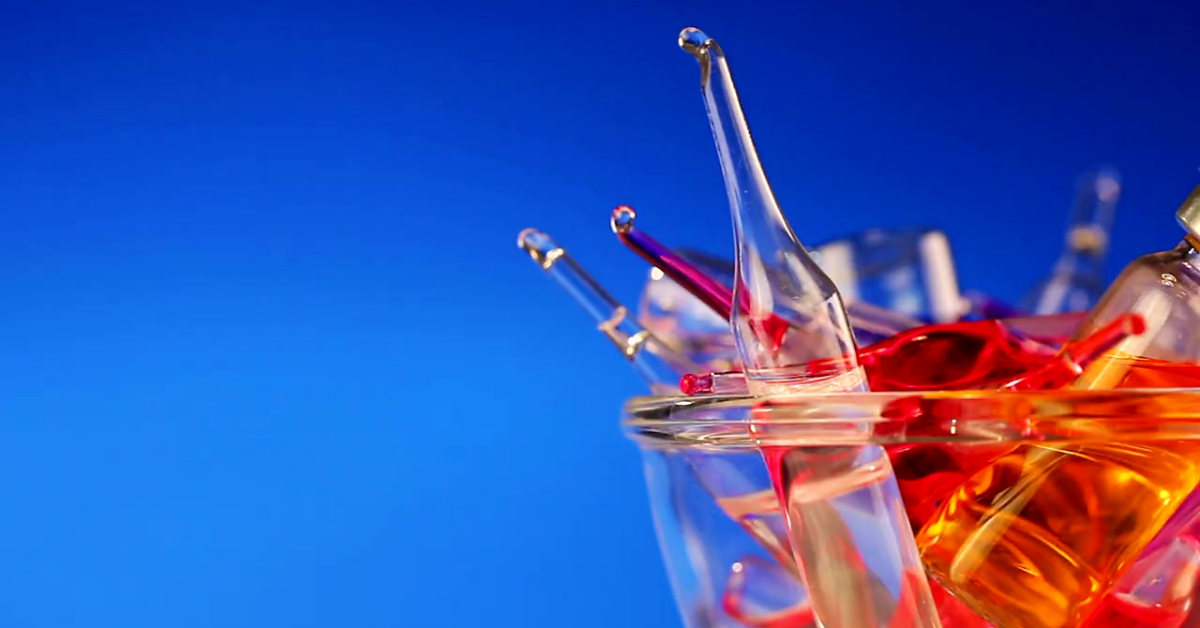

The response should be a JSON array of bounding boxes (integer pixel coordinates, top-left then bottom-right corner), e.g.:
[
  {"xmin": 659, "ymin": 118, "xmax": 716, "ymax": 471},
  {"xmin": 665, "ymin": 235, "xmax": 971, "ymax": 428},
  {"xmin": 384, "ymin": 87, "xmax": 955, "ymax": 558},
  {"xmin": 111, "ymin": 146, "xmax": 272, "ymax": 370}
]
[
  {"xmin": 679, "ymin": 27, "xmax": 864, "ymax": 397},
  {"xmin": 1021, "ymin": 167, "xmax": 1122, "ymax": 316},
  {"xmin": 680, "ymin": 27, "xmax": 941, "ymax": 628},
  {"xmin": 517, "ymin": 228, "xmax": 699, "ymax": 394}
]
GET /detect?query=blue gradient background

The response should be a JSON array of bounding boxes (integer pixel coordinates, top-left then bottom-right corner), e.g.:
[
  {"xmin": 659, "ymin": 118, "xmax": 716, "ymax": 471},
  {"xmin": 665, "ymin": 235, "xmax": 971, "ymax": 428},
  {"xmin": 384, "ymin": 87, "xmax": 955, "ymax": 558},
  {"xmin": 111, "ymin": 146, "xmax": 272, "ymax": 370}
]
[{"xmin": 2, "ymin": 1, "xmax": 1199, "ymax": 627}]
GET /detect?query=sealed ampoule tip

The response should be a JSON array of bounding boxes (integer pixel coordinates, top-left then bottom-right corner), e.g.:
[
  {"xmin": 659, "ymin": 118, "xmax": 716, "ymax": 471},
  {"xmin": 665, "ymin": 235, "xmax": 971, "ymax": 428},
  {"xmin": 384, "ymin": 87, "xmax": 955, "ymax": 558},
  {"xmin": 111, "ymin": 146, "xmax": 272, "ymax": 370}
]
[
  {"xmin": 514, "ymin": 226, "xmax": 699, "ymax": 388},
  {"xmin": 610, "ymin": 206, "xmax": 637, "ymax": 234},
  {"xmin": 517, "ymin": 227, "xmax": 563, "ymax": 269},
  {"xmin": 678, "ymin": 27, "xmax": 712, "ymax": 56}
]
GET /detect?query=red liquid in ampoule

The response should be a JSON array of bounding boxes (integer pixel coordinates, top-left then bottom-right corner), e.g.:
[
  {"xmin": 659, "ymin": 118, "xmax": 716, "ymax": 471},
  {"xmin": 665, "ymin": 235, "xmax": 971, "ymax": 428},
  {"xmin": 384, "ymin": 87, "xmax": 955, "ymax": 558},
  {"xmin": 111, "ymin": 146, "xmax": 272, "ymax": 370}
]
[
  {"xmin": 680, "ymin": 314, "xmax": 1090, "ymax": 396},
  {"xmin": 857, "ymin": 317, "xmax": 1060, "ymax": 391}
]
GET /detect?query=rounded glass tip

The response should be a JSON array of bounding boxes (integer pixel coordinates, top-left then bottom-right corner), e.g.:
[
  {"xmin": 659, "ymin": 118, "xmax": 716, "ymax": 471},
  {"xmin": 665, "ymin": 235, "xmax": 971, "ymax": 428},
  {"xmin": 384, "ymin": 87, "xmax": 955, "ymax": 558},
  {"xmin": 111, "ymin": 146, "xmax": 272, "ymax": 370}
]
[
  {"xmin": 678, "ymin": 27, "xmax": 712, "ymax": 57},
  {"xmin": 517, "ymin": 227, "xmax": 561, "ymax": 267},
  {"xmin": 679, "ymin": 373, "xmax": 713, "ymax": 395},
  {"xmin": 1094, "ymin": 169, "xmax": 1122, "ymax": 203},
  {"xmin": 611, "ymin": 205, "xmax": 637, "ymax": 234}
]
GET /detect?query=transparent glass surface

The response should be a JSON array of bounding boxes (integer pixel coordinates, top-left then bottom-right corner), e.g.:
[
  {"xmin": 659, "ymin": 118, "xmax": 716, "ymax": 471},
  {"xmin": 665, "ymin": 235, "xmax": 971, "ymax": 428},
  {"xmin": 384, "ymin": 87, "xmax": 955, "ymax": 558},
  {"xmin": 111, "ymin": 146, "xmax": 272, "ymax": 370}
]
[
  {"xmin": 624, "ymin": 390, "xmax": 1200, "ymax": 628},
  {"xmin": 811, "ymin": 228, "xmax": 963, "ymax": 325},
  {"xmin": 635, "ymin": 227, "xmax": 963, "ymax": 367},
  {"xmin": 1073, "ymin": 241, "xmax": 1200, "ymax": 369},
  {"xmin": 634, "ymin": 229, "xmax": 958, "ymax": 373}
]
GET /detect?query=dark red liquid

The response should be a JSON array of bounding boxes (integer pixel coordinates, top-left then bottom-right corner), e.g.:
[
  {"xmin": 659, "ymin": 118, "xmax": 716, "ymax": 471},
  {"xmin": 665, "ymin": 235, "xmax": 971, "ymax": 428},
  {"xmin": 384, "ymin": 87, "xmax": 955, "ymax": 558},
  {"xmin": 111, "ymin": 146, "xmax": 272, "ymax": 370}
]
[
  {"xmin": 856, "ymin": 317, "xmax": 1064, "ymax": 391},
  {"xmin": 680, "ymin": 313, "xmax": 1094, "ymax": 396},
  {"xmin": 1085, "ymin": 594, "xmax": 1193, "ymax": 628}
]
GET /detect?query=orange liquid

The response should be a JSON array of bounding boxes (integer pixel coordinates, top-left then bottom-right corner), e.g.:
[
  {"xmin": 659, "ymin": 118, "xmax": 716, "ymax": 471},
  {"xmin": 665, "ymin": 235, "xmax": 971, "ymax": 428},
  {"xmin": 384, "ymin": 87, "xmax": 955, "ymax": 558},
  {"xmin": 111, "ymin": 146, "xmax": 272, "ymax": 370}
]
[{"xmin": 915, "ymin": 358, "xmax": 1200, "ymax": 628}]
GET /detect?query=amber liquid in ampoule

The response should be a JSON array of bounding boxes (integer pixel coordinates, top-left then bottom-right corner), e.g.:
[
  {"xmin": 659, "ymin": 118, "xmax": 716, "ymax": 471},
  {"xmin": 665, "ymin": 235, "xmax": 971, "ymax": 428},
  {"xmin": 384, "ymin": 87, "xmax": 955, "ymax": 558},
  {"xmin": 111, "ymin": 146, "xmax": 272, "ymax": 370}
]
[{"xmin": 915, "ymin": 358, "xmax": 1200, "ymax": 628}]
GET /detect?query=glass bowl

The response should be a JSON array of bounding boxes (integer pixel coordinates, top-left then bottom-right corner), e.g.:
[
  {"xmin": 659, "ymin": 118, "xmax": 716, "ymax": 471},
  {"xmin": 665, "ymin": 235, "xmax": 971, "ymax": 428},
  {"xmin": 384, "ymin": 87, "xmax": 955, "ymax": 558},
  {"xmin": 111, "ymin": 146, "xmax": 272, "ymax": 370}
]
[{"xmin": 623, "ymin": 389, "xmax": 1200, "ymax": 628}]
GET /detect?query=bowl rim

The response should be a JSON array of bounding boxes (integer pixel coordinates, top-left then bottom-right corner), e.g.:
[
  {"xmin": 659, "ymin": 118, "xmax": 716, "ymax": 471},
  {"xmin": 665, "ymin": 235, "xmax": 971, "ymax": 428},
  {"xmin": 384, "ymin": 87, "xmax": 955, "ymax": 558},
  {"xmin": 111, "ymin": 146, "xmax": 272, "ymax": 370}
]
[{"xmin": 622, "ymin": 388, "xmax": 1200, "ymax": 449}]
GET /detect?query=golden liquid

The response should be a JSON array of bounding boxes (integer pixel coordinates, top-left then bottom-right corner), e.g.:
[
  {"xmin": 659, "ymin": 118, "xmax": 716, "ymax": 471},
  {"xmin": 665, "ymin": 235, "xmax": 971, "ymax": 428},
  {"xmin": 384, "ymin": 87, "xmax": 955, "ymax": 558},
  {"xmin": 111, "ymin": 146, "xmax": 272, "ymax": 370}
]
[
  {"xmin": 916, "ymin": 440, "xmax": 1200, "ymax": 628},
  {"xmin": 916, "ymin": 357, "xmax": 1200, "ymax": 627}
]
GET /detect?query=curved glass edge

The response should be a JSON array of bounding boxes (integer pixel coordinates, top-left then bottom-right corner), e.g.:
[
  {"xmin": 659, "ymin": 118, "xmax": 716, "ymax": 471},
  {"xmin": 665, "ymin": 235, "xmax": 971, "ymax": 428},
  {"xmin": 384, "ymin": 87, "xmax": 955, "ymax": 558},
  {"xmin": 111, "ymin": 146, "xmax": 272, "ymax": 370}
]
[{"xmin": 623, "ymin": 388, "xmax": 1200, "ymax": 449}]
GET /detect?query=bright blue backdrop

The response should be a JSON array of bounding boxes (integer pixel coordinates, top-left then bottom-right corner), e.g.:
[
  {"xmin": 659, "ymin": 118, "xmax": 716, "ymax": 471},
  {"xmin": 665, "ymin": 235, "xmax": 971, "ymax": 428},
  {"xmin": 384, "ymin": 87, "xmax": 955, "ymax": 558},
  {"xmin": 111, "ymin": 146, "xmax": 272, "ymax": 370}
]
[{"xmin": 2, "ymin": 1, "xmax": 1199, "ymax": 627}]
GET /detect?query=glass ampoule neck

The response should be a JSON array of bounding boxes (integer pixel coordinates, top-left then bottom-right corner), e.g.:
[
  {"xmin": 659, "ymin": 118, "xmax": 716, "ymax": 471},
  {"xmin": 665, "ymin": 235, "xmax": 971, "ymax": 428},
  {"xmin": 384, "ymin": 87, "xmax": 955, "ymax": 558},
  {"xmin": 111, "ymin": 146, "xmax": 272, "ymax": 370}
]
[
  {"xmin": 1141, "ymin": 237, "xmax": 1200, "ymax": 270},
  {"xmin": 1182, "ymin": 236, "xmax": 1200, "ymax": 257}
]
